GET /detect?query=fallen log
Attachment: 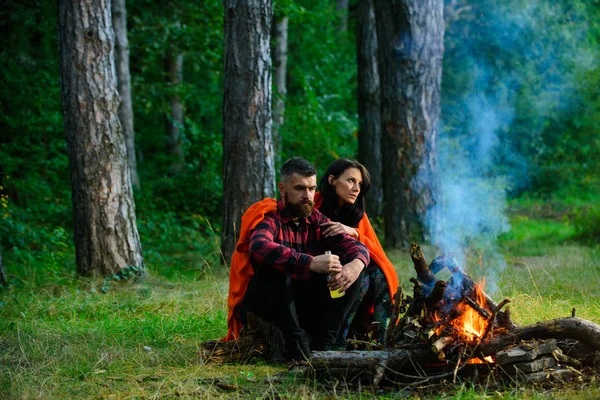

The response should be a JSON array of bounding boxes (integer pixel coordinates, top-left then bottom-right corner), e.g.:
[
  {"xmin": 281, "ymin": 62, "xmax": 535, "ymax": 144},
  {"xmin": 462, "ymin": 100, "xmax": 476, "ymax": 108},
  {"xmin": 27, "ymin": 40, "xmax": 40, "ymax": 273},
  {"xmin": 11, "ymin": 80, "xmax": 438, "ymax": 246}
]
[
  {"xmin": 479, "ymin": 317, "xmax": 600, "ymax": 357},
  {"xmin": 307, "ymin": 346, "xmax": 435, "ymax": 382},
  {"xmin": 201, "ymin": 337, "xmax": 267, "ymax": 363}
]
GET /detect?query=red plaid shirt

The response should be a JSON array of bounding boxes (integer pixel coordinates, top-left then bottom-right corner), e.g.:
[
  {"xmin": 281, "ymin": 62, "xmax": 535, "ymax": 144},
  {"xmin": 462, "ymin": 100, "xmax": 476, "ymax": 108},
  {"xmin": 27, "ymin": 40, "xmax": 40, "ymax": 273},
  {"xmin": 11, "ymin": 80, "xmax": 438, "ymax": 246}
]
[{"xmin": 249, "ymin": 199, "xmax": 370, "ymax": 280}]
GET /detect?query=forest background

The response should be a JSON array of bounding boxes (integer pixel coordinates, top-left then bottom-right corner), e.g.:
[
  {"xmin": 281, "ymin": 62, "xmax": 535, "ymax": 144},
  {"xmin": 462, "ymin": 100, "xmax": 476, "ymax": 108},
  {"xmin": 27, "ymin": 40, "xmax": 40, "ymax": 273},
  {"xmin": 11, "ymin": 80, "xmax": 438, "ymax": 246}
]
[
  {"xmin": 2, "ymin": 0, "xmax": 599, "ymax": 275},
  {"xmin": 1, "ymin": 0, "xmax": 600, "ymax": 397}
]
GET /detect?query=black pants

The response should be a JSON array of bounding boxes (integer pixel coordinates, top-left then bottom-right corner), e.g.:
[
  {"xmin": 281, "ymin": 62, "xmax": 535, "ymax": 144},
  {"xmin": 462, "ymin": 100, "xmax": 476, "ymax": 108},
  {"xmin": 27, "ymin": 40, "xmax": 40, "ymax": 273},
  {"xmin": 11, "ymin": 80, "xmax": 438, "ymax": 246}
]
[{"xmin": 241, "ymin": 265, "xmax": 363, "ymax": 351}]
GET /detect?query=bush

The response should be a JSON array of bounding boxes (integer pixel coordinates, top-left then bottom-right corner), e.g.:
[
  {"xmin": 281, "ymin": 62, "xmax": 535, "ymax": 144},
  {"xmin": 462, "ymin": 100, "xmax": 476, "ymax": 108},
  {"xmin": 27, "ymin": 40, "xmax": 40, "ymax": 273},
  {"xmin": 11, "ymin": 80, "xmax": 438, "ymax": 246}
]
[
  {"xmin": 136, "ymin": 210, "xmax": 223, "ymax": 279},
  {"xmin": 574, "ymin": 205, "xmax": 600, "ymax": 244}
]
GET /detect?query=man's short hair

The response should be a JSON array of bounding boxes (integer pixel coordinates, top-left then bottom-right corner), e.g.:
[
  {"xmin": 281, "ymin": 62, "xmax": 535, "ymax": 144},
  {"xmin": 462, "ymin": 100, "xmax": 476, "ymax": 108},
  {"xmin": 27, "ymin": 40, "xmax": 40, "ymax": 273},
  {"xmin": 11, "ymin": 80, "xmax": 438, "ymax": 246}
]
[{"xmin": 280, "ymin": 157, "xmax": 316, "ymax": 181}]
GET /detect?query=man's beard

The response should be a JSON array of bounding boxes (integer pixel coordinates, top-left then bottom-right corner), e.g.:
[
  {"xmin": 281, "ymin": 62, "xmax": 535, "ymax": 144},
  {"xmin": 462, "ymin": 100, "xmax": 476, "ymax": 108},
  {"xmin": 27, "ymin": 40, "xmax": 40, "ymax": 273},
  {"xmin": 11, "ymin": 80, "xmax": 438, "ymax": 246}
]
[{"xmin": 286, "ymin": 200, "xmax": 315, "ymax": 219}]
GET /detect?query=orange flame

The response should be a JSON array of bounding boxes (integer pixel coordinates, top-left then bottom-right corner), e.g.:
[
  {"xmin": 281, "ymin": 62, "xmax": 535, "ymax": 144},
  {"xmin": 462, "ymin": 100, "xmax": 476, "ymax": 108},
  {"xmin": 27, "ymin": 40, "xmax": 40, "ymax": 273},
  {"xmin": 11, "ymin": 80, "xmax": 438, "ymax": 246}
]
[
  {"xmin": 467, "ymin": 356, "xmax": 495, "ymax": 364},
  {"xmin": 450, "ymin": 278, "xmax": 490, "ymax": 342}
]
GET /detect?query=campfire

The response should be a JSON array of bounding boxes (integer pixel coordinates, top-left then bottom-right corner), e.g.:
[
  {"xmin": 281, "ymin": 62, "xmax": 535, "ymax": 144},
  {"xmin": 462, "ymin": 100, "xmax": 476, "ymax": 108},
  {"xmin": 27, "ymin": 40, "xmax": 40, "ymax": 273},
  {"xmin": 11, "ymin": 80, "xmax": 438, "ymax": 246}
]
[
  {"xmin": 305, "ymin": 243, "xmax": 600, "ymax": 387},
  {"xmin": 367, "ymin": 244, "xmax": 513, "ymax": 375},
  {"xmin": 201, "ymin": 242, "xmax": 600, "ymax": 389}
]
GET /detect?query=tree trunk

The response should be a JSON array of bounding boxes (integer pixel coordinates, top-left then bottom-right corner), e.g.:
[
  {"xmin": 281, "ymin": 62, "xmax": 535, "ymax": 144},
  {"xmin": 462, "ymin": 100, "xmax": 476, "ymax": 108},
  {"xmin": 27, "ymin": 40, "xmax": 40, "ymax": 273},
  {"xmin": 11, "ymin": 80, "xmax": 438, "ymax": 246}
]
[
  {"xmin": 112, "ymin": 0, "xmax": 140, "ymax": 189},
  {"xmin": 222, "ymin": 0, "xmax": 276, "ymax": 263},
  {"xmin": 272, "ymin": 14, "xmax": 288, "ymax": 165},
  {"xmin": 356, "ymin": 0, "xmax": 383, "ymax": 219},
  {"xmin": 336, "ymin": 0, "xmax": 349, "ymax": 32},
  {"xmin": 57, "ymin": 0, "xmax": 144, "ymax": 277},
  {"xmin": 374, "ymin": 0, "xmax": 443, "ymax": 248},
  {"xmin": 165, "ymin": 31, "xmax": 185, "ymax": 175}
]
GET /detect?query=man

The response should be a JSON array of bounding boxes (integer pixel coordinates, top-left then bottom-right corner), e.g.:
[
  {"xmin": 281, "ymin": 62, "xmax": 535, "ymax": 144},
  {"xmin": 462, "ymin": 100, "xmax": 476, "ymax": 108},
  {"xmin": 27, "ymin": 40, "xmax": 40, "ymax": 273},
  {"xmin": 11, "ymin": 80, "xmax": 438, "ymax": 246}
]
[{"xmin": 240, "ymin": 157, "xmax": 369, "ymax": 361}]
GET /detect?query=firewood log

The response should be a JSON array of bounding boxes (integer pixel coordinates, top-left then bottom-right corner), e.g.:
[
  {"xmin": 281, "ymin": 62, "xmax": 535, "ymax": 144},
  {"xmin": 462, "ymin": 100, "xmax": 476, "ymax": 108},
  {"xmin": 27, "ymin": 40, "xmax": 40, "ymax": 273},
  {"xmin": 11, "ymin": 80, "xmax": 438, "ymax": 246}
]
[
  {"xmin": 307, "ymin": 346, "xmax": 434, "ymax": 379},
  {"xmin": 479, "ymin": 317, "xmax": 600, "ymax": 358},
  {"xmin": 425, "ymin": 280, "xmax": 447, "ymax": 309},
  {"xmin": 410, "ymin": 243, "xmax": 436, "ymax": 286}
]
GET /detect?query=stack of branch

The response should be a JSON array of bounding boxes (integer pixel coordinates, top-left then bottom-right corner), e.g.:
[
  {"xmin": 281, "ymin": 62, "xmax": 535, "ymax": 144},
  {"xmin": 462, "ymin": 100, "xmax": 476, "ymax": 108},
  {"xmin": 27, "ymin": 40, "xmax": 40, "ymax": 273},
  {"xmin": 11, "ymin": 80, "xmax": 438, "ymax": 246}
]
[{"xmin": 306, "ymin": 244, "xmax": 600, "ymax": 386}]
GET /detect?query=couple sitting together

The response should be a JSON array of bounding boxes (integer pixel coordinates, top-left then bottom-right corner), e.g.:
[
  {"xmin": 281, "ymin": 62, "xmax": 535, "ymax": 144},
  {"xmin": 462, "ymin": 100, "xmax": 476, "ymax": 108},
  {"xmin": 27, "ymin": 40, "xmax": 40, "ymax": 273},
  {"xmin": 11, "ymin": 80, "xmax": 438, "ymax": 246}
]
[{"xmin": 224, "ymin": 157, "xmax": 399, "ymax": 361}]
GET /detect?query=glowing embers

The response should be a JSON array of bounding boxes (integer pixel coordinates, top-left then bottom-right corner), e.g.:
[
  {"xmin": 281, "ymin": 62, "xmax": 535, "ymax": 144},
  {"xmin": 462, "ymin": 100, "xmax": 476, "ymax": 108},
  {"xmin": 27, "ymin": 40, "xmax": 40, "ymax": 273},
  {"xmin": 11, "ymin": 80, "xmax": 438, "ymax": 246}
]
[{"xmin": 467, "ymin": 355, "xmax": 495, "ymax": 364}]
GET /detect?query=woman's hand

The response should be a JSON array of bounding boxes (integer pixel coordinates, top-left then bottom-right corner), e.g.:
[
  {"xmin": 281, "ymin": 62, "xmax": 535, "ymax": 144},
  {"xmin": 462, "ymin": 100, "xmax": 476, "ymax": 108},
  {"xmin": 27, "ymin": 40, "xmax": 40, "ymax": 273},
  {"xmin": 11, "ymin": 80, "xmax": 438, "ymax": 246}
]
[
  {"xmin": 321, "ymin": 221, "xmax": 359, "ymax": 238},
  {"xmin": 328, "ymin": 259, "xmax": 364, "ymax": 293}
]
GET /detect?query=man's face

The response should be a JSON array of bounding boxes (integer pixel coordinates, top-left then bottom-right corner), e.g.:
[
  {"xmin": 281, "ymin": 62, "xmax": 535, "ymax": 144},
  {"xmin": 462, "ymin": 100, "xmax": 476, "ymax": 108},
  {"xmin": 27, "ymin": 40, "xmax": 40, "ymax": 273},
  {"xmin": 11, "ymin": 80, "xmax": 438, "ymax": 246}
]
[{"xmin": 278, "ymin": 173, "xmax": 317, "ymax": 219}]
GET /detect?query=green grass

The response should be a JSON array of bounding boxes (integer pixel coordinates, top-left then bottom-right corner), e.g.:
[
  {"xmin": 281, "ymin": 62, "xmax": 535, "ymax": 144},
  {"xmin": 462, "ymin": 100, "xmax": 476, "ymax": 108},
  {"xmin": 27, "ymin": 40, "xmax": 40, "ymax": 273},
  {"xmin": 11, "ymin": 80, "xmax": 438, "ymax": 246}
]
[{"xmin": 1, "ymin": 196, "xmax": 600, "ymax": 399}]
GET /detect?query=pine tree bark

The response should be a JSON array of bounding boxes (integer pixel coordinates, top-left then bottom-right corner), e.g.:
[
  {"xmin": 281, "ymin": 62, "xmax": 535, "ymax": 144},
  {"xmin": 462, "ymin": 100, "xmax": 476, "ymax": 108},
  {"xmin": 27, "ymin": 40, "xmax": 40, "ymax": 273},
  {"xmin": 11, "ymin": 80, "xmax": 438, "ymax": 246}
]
[
  {"xmin": 112, "ymin": 0, "xmax": 140, "ymax": 189},
  {"xmin": 222, "ymin": 0, "xmax": 276, "ymax": 263},
  {"xmin": 58, "ymin": 0, "xmax": 144, "ymax": 276},
  {"xmin": 373, "ymin": 0, "xmax": 443, "ymax": 248},
  {"xmin": 165, "ymin": 38, "xmax": 185, "ymax": 175},
  {"xmin": 356, "ymin": 0, "xmax": 383, "ymax": 219},
  {"xmin": 272, "ymin": 14, "xmax": 288, "ymax": 165}
]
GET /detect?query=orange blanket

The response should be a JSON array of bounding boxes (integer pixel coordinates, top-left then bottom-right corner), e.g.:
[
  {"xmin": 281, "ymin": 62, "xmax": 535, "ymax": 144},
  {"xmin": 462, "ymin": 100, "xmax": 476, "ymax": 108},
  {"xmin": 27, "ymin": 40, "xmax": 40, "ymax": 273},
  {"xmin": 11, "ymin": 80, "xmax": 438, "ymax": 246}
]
[{"xmin": 222, "ymin": 194, "xmax": 399, "ymax": 340}]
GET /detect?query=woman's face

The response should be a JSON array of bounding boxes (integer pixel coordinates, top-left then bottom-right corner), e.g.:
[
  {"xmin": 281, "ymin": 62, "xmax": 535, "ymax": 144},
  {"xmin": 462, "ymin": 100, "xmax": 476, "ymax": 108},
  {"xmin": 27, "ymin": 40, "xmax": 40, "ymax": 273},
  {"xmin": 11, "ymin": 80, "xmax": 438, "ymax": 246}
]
[{"xmin": 329, "ymin": 167, "xmax": 362, "ymax": 206}]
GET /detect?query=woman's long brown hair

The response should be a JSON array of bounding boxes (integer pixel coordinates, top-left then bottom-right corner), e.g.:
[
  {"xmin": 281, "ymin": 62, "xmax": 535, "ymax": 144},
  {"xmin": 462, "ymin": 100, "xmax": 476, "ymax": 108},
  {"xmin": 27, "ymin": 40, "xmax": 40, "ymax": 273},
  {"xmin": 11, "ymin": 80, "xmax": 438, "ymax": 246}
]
[{"xmin": 318, "ymin": 159, "xmax": 371, "ymax": 227}]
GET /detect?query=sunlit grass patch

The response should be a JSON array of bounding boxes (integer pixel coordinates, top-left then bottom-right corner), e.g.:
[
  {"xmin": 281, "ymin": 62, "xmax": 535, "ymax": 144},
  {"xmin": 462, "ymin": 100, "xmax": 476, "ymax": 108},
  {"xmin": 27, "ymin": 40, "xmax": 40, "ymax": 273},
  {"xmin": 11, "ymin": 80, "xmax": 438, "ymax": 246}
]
[
  {"xmin": 0, "ymin": 275, "xmax": 233, "ymax": 398},
  {"xmin": 499, "ymin": 216, "xmax": 577, "ymax": 256}
]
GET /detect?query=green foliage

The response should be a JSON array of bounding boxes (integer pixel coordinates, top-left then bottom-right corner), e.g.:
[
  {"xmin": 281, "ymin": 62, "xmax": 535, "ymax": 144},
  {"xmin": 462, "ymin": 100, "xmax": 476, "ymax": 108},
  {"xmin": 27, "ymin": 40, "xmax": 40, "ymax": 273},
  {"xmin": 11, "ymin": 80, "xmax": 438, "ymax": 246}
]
[
  {"xmin": 499, "ymin": 189, "xmax": 600, "ymax": 256},
  {"xmin": 0, "ymin": 0, "xmax": 71, "ymax": 253},
  {"xmin": 574, "ymin": 204, "xmax": 600, "ymax": 244},
  {"xmin": 136, "ymin": 209, "xmax": 224, "ymax": 279},
  {"xmin": 442, "ymin": 0, "xmax": 600, "ymax": 196},
  {"xmin": 1, "ymin": 0, "xmax": 599, "ymax": 283},
  {"xmin": 128, "ymin": 0, "xmax": 224, "ymax": 218},
  {"xmin": 281, "ymin": 0, "xmax": 359, "ymax": 172}
]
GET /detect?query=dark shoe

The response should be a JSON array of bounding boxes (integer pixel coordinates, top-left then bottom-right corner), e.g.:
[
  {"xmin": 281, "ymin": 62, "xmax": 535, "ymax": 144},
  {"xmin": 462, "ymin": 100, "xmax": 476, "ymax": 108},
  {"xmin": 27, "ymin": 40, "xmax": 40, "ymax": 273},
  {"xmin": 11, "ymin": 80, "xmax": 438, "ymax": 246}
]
[
  {"xmin": 287, "ymin": 336, "xmax": 312, "ymax": 361},
  {"xmin": 321, "ymin": 341, "xmax": 334, "ymax": 351},
  {"xmin": 310, "ymin": 343, "xmax": 334, "ymax": 352}
]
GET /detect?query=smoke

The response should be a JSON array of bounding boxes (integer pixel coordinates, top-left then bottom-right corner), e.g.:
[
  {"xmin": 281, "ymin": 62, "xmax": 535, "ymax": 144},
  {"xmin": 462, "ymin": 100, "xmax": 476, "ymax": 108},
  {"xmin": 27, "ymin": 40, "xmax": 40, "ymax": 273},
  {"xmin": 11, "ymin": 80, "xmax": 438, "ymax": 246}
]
[
  {"xmin": 422, "ymin": 0, "xmax": 594, "ymax": 293},
  {"xmin": 426, "ymin": 93, "xmax": 512, "ymax": 294}
]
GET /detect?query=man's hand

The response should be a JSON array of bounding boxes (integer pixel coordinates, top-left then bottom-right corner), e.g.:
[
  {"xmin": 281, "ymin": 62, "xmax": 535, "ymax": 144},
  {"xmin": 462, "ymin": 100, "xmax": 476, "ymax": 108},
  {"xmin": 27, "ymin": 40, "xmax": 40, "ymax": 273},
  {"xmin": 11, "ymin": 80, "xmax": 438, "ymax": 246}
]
[
  {"xmin": 328, "ymin": 259, "xmax": 365, "ymax": 293},
  {"xmin": 309, "ymin": 254, "xmax": 343, "ymax": 274},
  {"xmin": 321, "ymin": 221, "xmax": 359, "ymax": 238}
]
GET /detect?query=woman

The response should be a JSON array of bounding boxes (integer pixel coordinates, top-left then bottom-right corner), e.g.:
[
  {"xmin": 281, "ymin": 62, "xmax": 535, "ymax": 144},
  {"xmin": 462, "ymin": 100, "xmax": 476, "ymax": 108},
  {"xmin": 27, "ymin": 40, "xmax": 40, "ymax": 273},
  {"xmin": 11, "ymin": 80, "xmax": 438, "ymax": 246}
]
[
  {"xmin": 316, "ymin": 159, "xmax": 399, "ymax": 344},
  {"xmin": 224, "ymin": 159, "xmax": 398, "ymax": 344}
]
